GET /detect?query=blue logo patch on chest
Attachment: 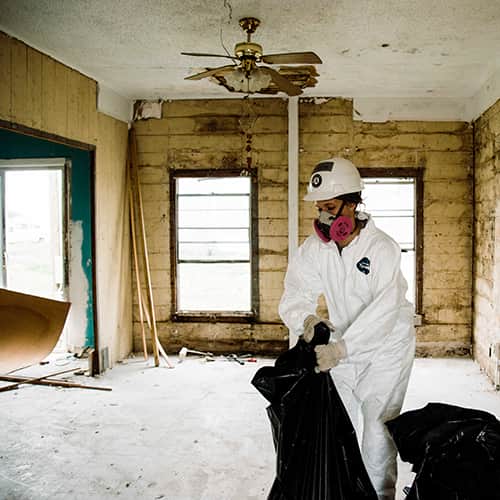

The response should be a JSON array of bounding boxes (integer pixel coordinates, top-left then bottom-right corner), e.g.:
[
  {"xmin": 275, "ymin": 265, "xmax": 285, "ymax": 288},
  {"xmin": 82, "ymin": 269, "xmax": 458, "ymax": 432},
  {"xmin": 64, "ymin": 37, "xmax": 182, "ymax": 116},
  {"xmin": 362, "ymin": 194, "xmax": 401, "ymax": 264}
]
[{"xmin": 356, "ymin": 257, "xmax": 371, "ymax": 275}]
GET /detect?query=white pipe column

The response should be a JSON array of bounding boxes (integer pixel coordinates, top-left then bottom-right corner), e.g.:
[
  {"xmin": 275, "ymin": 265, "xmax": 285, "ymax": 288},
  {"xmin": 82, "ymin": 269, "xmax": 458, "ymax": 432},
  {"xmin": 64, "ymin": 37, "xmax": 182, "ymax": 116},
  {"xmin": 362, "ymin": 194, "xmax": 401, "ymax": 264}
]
[
  {"xmin": 287, "ymin": 97, "xmax": 299, "ymax": 347},
  {"xmin": 288, "ymin": 96, "xmax": 299, "ymax": 260}
]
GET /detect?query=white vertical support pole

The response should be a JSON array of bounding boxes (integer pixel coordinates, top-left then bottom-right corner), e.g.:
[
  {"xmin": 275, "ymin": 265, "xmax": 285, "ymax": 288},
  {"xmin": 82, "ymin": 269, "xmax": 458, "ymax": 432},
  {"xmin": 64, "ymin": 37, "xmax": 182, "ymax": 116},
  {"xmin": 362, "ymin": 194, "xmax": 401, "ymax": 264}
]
[
  {"xmin": 288, "ymin": 96, "xmax": 299, "ymax": 260},
  {"xmin": 288, "ymin": 96, "xmax": 299, "ymax": 348}
]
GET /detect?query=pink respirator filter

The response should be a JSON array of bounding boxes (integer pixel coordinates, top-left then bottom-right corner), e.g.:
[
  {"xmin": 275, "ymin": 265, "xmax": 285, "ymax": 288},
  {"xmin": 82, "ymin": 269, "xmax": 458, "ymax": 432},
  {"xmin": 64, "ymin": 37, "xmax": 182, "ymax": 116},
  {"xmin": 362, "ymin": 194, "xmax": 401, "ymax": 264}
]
[
  {"xmin": 313, "ymin": 216, "xmax": 353, "ymax": 242},
  {"xmin": 330, "ymin": 216, "xmax": 353, "ymax": 242}
]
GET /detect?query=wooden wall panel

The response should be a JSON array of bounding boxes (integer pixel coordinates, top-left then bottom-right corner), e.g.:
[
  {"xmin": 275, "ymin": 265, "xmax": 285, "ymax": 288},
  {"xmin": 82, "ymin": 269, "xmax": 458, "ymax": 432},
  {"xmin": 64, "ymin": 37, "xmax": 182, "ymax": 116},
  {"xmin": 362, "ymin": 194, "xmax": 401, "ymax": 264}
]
[
  {"xmin": 299, "ymin": 98, "xmax": 473, "ymax": 357},
  {"xmin": 0, "ymin": 32, "xmax": 11, "ymax": 121},
  {"xmin": 133, "ymin": 96, "xmax": 476, "ymax": 356},
  {"xmin": 133, "ymin": 98, "xmax": 289, "ymax": 354},
  {"xmin": 0, "ymin": 31, "xmax": 130, "ymax": 367},
  {"xmin": 10, "ymin": 39, "xmax": 28, "ymax": 126},
  {"xmin": 27, "ymin": 47, "xmax": 43, "ymax": 130},
  {"xmin": 473, "ymin": 98, "xmax": 500, "ymax": 382}
]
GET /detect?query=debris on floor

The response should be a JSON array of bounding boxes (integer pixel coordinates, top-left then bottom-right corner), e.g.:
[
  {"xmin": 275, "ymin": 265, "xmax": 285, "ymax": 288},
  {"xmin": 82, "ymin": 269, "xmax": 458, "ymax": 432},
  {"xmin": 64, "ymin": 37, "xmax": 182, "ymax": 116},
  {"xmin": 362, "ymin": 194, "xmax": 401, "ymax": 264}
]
[
  {"xmin": 177, "ymin": 346, "xmax": 258, "ymax": 365},
  {"xmin": 178, "ymin": 347, "xmax": 215, "ymax": 363},
  {"xmin": 0, "ymin": 356, "xmax": 112, "ymax": 393}
]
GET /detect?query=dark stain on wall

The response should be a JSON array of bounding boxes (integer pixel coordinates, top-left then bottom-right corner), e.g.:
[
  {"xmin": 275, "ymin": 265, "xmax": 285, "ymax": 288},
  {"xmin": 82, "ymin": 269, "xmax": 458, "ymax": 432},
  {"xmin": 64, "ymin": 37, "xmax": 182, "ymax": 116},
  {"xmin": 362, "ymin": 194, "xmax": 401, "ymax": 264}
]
[{"xmin": 195, "ymin": 117, "xmax": 239, "ymax": 133}]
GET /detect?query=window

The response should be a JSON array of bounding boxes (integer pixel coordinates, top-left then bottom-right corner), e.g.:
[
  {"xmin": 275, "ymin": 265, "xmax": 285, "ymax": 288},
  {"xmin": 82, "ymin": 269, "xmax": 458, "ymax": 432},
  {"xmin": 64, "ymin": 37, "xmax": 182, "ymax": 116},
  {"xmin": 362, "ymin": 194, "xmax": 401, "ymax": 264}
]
[
  {"xmin": 359, "ymin": 169, "xmax": 423, "ymax": 312},
  {"xmin": 170, "ymin": 169, "xmax": 257, "ymax": 320}
]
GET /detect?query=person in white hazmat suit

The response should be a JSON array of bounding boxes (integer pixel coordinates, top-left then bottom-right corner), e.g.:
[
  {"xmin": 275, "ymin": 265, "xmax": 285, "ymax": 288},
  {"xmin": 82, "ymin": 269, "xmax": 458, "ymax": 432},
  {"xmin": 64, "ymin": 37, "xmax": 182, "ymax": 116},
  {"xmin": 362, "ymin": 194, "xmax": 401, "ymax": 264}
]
[{"xmin": 278, "ymin": 157, "xmax": 415, "ymax": 500}]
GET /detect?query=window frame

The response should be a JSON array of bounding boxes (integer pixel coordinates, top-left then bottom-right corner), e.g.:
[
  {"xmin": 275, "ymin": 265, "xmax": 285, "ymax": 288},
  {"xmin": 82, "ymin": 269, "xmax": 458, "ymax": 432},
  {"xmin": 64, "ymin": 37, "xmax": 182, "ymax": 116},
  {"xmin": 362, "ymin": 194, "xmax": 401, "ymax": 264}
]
[
  {"xmin": 358, "ymin": 167, "xmax": 423, "ymax": 315},
  {"xmin": 169, "ymin": 168, "xmax": 259, "ymax": 322}
]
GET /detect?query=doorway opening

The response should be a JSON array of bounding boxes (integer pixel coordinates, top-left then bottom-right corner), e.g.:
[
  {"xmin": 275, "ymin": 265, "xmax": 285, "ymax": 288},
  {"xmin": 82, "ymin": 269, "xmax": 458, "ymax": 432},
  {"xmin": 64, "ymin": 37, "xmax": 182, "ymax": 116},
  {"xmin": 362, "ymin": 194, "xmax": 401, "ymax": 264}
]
[{"xmin": 0, "ymin": 158, "xmax": 69, "ymax": 351}]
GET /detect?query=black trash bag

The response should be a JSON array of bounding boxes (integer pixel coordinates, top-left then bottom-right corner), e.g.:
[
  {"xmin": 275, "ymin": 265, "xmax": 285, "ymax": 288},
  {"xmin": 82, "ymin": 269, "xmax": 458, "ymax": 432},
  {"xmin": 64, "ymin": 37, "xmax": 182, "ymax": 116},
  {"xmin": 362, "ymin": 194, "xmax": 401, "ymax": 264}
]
[
  {"xmin": 251, "ymin": 323, "xmax": 377, "ymax": 500},
  {"xmin": 386, "ymin": 402, "xmax": 500, "ymax": 500}
]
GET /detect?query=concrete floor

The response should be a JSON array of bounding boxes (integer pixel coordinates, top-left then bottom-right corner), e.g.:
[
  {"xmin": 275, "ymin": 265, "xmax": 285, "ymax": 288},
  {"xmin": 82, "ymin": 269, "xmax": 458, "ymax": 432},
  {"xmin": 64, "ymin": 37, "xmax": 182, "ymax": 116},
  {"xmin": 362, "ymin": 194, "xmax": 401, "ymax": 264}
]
[{"xmin": 1, "ymin": 354, "xmax": 499, "ymax": 500}]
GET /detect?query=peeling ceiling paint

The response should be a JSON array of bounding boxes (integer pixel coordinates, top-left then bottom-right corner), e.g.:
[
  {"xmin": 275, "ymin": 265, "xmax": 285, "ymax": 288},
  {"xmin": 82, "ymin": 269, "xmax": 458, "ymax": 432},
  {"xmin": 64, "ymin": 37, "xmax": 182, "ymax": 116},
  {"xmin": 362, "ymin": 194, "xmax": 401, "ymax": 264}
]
[{"xmin": 1, "ymin": 0, "xmax": 500, "ymax": 119}]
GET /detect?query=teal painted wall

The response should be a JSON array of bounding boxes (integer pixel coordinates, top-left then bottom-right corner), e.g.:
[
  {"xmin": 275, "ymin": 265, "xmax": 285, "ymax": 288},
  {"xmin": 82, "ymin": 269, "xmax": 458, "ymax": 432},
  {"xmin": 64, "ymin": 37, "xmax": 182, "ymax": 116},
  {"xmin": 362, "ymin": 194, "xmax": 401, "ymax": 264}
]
[{"xmin": 0, "ymin": 128, "xmax": 95, "ymax": 347}]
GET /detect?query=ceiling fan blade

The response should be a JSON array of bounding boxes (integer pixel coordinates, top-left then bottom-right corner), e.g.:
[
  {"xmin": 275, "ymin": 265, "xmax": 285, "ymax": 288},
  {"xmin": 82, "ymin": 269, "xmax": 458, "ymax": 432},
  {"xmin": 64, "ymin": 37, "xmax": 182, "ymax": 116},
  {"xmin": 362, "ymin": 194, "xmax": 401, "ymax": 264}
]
[
  {"xmin": 181, "ymin": 52, "xmax": 237, "ymax": 60},
  {"xmin": 259, "ymin": 66, "xmax": 303, "ymax": 96},
  {"xmin": 185, "ymin": 65, "xmax": 237, "ymax": 81},
  {"xmin": 261, "ymin": 51, "xmax": 322, "ymax": 65}
]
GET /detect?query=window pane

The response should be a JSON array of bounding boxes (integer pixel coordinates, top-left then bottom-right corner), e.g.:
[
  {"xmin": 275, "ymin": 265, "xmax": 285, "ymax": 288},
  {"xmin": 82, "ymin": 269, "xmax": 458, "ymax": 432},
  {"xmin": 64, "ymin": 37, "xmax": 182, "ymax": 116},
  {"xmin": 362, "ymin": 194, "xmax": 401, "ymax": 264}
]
[
  {"xmin": 179, "ymin": 242, "xmax": 249, "ymax": 260},
  {"xmin": 362, "ymin": 179, "xmax": 415, "ymax": 248},
  {"xmin": 178, "ymin": 195, "xmax": 249, "ymax": 211},
  {"xmin": 362, "ymin": 177, "xmax": 416, "ymax": 305},
  {"xmin": 368, "ymin": 208, "xmax": 413, "ymax": 217},
  {"xmin": 175, "ymin": 174, "xmax": 253, "ymax": 314},
  {"xmin": 178, "ymin": 209, "xmax": 249, "ymax": 228},
  {"xmin": 178, "ymin": 177, "xmax": 250, "ymax": 195},
  {"xmin": 370, "ymin": 216, "xmax": 414, "ymax": 249},
  {"xmin": 363, "ymin": 179, "xmax": 414, "ymax": 211},
  {"xmin": 401, "ymin": 251, "xmax": 415, "ymax": 303},
  {"xmin": 179, "ymin": 228, "xmax": 249, "ymax": 243},
  {"xmin": 178, "ymin": 263, "xmax": 251, "ymax": 311}
]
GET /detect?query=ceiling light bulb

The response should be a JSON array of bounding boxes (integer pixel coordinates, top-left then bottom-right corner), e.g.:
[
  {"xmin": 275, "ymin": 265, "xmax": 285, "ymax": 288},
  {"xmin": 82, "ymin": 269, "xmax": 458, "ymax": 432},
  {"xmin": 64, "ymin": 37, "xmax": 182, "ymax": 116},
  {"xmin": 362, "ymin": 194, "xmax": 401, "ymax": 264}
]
[
  {"xmin": 247, "ymin": 68, "xmax": 272, "ymax": 92},
  {"xmin": 224, "ymin": 67, "xmax": 272, "ymax": 93},
  {"xmin": 224, "ymin": 68, "xmax": 248, "ymax": 92}
]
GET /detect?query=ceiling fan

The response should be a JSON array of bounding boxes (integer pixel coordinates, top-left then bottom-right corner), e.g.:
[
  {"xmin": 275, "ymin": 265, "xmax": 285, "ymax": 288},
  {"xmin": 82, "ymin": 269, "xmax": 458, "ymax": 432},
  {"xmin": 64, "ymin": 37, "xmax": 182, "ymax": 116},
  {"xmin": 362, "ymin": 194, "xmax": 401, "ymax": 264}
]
[{"xmin": 182, "ymin": 17, "xmax": 322, "ymax": 96}]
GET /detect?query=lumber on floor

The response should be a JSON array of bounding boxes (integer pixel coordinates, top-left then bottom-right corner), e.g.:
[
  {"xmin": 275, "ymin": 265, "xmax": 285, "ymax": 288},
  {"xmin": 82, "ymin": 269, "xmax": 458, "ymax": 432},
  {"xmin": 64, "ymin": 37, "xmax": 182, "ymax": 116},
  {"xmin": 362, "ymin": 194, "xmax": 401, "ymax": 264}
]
[{"xmin": 0, "ymin": 375, "xmax": 112, "ymax": 391}]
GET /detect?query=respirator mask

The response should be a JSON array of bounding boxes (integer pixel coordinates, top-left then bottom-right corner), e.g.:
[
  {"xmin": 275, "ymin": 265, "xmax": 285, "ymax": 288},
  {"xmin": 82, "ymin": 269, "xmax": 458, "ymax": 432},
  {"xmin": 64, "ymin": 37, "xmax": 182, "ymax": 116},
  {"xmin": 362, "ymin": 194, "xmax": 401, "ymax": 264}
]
[{"xmin": 313, "ymin": 201, "xmax": 354, "ymax": 243}]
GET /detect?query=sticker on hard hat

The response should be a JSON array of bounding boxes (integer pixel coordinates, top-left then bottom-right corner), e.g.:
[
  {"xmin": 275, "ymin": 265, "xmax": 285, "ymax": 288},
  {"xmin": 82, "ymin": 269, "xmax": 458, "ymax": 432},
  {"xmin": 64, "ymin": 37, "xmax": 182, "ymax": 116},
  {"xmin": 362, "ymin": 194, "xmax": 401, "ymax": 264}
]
[
  {"xmin": 311, "ymin": 173, "xmax": 322, "ymax": 187},
  {"xmin": 312, "ymin": 161, "xmax": 334, "ymax": 174}
]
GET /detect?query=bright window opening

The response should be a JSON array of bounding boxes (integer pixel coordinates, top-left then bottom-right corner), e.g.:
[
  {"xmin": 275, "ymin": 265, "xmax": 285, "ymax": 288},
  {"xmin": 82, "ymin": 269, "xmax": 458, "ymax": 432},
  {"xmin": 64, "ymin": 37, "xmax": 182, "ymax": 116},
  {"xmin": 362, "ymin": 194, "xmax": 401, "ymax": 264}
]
[
  {"xmin": 362, "ymin": 177, "xmax": 416, "ymax": 304},
  {"xmin": 175, "ymin": 175, "xmax": 253, "ymax": 313}
]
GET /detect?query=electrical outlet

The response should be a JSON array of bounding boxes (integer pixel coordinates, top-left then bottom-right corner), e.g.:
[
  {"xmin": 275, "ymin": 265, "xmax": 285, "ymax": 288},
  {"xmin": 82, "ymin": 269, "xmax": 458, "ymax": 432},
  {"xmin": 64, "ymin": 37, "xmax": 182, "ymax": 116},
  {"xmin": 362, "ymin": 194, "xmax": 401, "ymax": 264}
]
[
  {"xmin": 489, "ymin": 343, "xmax": 500, "ymax": 358},
  {"xmin": 494, "ymin": 343, "xmax": 500, "ymax": 359},
  {"xmin": 99, "ymin": 347, "xmax": 110, "ymax": 372}
]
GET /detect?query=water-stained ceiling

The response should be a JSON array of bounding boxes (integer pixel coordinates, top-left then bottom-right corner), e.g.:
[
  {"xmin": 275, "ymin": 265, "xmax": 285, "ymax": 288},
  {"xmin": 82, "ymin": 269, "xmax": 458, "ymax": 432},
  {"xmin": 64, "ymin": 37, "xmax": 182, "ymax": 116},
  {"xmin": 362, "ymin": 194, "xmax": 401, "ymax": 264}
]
[{"xmin": 1, "ymin": 0, "xmax": 499, "ymax": 119}]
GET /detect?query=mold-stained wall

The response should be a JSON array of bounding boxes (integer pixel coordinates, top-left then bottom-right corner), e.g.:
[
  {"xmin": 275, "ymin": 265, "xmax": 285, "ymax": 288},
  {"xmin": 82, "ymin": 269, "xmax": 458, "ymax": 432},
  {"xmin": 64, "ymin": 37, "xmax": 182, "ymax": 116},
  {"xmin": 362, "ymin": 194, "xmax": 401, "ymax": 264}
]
[
  {"xmin": 0, "ymin": 32, "xmax": 131, "ymax": 365},
  {"xmin": 473, "ymin": 98, "xmax": 500, "ymax": 380},
  {"xmin": 133, "ymin": 99, "xmax": 289, "ymax": 354},
  {"xmin": 300, "ymin": 98, "xmax": 473, "ymax": 357},
  {"xmin": 2, "ymin": 31, "xmax": 496, "ymax": 373},
  {"xmin": 133, "ymin": 97, "xmax": 474, "ymax": 357}
]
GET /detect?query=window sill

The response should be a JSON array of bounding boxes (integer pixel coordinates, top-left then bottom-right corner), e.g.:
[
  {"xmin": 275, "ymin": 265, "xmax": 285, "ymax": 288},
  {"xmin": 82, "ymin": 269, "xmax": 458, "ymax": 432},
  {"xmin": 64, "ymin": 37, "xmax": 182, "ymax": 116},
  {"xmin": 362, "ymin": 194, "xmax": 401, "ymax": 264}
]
[
  {"xmin": 172, "ymin": 311, "xmax": 256, "ymax": 323},
  {"xmin": 414, "ymin": 314, "xmax": 423, "ymax": 326}
]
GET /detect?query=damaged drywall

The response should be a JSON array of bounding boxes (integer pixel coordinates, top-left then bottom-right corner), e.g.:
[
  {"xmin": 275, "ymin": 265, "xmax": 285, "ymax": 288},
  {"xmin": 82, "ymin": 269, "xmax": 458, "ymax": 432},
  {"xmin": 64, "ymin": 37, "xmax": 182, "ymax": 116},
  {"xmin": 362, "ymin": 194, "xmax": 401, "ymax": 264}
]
[
  {"xmin": 473, "ymin": 98, "xmax": 500, "ymax": 382},
  {"xmin": 1, "ymin": 34, "xmax": 131, "ymax": 368},
  {"xmin": 66, "ymin": 220, "xmax": 89, "ymax": 349},
  {"xmin": 133, "ymin": 97, "xmax": 473, "ymax": 359}
]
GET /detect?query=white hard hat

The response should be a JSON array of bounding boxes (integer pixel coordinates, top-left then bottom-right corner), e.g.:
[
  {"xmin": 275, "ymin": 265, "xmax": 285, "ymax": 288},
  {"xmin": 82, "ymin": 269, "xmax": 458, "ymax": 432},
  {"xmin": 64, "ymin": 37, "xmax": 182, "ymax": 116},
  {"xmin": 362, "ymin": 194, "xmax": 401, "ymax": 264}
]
[{"xmin": 303, "ymin": 157, "xmax": 364, "ymax": 201}]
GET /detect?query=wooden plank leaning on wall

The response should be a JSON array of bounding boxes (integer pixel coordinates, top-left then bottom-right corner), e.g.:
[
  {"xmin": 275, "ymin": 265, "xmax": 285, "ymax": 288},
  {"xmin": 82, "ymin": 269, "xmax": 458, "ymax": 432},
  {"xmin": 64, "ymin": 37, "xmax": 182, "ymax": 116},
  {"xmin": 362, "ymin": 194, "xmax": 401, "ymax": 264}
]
[{"xmin": 128, "ymin": 128, "xmax": 172, "ymax": 368}]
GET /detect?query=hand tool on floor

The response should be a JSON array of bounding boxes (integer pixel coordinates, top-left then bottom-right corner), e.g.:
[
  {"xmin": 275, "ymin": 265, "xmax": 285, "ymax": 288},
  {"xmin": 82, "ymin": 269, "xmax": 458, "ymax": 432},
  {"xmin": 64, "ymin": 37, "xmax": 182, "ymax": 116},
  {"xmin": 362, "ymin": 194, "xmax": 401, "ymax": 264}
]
[
  {"xmin": 178, "ymin": 347, "xmax": 215, "ymax": 363},
  {"xmin": 225, "ymin": 354, "xmax": 245, "ymax": 365},
  {"xmin": 237, "ymin": 354, "xmax": 257, "ymax": 362}
]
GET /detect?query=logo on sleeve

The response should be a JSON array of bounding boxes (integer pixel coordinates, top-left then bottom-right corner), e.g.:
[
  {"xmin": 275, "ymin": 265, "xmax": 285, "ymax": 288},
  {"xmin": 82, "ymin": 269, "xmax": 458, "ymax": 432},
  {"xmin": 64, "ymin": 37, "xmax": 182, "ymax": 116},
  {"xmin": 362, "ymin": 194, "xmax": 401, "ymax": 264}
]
[{"xmin": 356, "ymin": 257, "xmax": 370, "ymax": 275}]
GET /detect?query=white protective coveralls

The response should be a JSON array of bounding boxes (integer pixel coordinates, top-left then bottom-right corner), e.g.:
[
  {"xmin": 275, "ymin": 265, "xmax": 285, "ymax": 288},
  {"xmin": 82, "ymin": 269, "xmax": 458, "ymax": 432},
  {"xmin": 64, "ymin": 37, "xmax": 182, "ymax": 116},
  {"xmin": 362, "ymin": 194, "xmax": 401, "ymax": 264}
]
[{"xmin": 279, "ymin": 212, "xmax": 415, "ymax": 500}]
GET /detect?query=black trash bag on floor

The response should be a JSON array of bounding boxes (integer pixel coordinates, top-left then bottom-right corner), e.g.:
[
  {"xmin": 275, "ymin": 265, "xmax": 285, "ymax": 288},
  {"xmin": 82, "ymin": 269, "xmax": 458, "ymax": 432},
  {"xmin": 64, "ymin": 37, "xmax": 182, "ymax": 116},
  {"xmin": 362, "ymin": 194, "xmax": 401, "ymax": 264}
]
[
  {"xmin": 386, "ymin": 402, "xmax": 500, "ymax": 500},
  {"xmin": 251, "ymin": 324, "xmax": 377, "ymax": 500}
]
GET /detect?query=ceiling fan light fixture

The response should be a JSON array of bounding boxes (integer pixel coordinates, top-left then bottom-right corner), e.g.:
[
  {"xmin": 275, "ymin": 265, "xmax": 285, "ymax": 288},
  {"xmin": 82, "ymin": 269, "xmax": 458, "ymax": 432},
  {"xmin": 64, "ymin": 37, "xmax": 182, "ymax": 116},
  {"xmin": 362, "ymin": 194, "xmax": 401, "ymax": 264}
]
[
  {"xmin": 182, "ymin": 16, "xmax": 320, "ymax": 96},
  {"xmin": 224, "ymin": 67, "xmax": 272, "ymax": 93}
]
